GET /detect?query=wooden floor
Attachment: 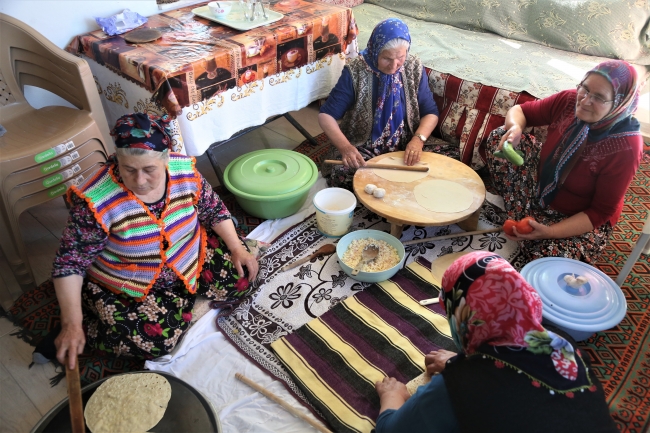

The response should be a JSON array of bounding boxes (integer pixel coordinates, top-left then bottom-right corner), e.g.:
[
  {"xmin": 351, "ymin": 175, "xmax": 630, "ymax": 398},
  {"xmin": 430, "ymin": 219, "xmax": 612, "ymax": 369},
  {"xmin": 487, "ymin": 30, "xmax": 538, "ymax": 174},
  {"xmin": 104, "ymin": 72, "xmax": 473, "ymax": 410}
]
[{"xmin": 0, "ymin": 104, "xmax": 322, "ymax": 432}]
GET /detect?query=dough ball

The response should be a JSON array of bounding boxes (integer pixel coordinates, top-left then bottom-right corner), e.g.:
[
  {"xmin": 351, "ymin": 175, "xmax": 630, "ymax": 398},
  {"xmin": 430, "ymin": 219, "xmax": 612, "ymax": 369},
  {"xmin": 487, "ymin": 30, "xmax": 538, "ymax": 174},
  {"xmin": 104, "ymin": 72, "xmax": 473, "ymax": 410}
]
[
  {"xmin": 364, "ymin": 184, "xmax": 377, "ymax": 194},
  {"xmin": 373, "ymin": 188, "xmax": 386, "ymax": 198}
]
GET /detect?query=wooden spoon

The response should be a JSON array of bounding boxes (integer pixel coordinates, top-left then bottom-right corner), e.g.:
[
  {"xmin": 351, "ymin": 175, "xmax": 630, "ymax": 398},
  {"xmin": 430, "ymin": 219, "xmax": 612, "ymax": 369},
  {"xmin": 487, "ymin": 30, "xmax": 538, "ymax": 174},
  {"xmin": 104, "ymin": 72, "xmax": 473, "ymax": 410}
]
[
  {"xmin": 351, "ymin": 244, "xmax": 379, "ymax": 276},
  {"xmin": 281, "ymin": 244, "xmax": 336, "ymax": 272}
]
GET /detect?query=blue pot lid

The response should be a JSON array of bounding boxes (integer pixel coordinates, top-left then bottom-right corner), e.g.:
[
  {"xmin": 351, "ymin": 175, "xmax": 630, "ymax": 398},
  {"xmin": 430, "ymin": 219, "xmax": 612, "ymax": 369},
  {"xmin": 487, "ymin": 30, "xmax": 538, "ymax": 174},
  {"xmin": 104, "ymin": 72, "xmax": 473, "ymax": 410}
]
[
  {"xmin": 224, "ymin": 149, "xmax": 317, "ymax": 197},
  {"xmin": 520, "ymin": 257, "xmax": 627, "ymax": 332}
]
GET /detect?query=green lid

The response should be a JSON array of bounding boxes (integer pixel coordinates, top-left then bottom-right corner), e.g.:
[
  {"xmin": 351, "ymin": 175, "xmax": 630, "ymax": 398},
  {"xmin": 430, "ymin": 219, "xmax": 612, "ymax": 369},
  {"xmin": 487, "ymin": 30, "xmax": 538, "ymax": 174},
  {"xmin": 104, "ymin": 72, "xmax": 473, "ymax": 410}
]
[{"xmin": 224, "ymin": 149, "xmax": 317, "ymax": 197}]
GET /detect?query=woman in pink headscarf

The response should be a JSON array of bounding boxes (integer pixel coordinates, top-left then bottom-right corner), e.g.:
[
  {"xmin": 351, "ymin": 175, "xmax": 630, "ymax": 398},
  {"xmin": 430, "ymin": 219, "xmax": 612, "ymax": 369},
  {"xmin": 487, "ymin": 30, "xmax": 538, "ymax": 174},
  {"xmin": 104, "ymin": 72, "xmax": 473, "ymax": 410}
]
[
  {"xmin": 375, "ymin": 252, "xmax": 616, "ymax": 433},
  {"xmin": 485, "ymin": 60, "xmax": 644, "ymax": 269}
]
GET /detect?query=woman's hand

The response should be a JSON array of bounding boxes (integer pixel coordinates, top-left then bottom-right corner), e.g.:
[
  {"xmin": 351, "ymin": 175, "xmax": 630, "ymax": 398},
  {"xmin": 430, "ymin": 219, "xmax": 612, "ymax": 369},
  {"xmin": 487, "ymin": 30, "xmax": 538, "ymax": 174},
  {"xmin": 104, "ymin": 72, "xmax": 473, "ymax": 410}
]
[
  {"xmin": 339, "ymin": 144, "xmax": 366, "ymax": 169},
  {"xmin": 231, "ymin": 246, "xmax": 259, "ymax": 282},
  {"xmin": 425, "ymin": 349, "xmax": 457, "ymax": 375},
  {"xmin": 497, "ymin": 105, "xmax": 526, "ymax": 151},
  {"xmin": 55, "ymin": 324, "xmax": 86, "ymax": 369},
  {"xmin": 498, "ymin": 124, "xmax": 523, "ymax": 150},
  {"xmin": 375, "ymin": 377, "xmax": 410, "ymax": 413},
  {"xmin": 504, "ymin": 219, "xmax": 554, "ymax": 241},
  {"xmin": 404, "ymin": 137, "xmax": 424, "ymax": 166}
]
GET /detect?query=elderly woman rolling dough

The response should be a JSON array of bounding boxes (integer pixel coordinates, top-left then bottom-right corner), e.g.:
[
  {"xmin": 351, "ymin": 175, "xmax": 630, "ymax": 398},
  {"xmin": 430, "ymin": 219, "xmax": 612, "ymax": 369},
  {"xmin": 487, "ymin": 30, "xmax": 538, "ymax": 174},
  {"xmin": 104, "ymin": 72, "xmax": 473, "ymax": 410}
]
[
  {"xmin": 319, "ymin": 18, "xmax": 439, "ymax": 190},
  {"xmin": 34, "ymin": 113, "xmax": 259, "ymax": 369}
]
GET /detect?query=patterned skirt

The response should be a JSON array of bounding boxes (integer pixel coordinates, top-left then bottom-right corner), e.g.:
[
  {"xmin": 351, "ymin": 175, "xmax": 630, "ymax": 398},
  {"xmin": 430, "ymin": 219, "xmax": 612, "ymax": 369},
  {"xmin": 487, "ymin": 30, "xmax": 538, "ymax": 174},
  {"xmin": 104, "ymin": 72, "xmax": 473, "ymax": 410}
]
[
  {"xmin": 484, "ymin": 128, "xmax": 612, "ymax": 270},
  {"xmin": 81, "ymin": 231, "xmax": 254, "ymax": 360}
]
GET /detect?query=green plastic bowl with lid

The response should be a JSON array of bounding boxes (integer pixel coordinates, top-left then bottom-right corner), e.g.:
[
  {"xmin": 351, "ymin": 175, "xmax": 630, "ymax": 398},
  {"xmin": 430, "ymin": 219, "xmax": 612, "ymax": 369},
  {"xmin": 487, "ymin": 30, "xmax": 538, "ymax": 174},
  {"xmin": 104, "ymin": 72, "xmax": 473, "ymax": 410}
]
[{"xmin": 223, "ymin": 149, "xmax": 318, "ymax": 219}]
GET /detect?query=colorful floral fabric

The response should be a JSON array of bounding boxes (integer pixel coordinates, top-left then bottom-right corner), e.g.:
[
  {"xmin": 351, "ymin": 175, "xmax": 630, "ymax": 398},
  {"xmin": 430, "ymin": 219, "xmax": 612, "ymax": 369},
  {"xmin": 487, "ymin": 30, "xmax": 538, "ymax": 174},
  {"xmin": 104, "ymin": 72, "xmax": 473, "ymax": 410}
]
[
  {"xmin": 111, "ymin": 112, "xmax": 175, "ymax": 152},
  {"xmin": 80, "ymin": 229, "xmax": 249, "ymax": 359},
  {"xmin": 440, "ymin": 251, "xmax": 578, "ymax": 381},
  {"xmin": 485, "ymin": 127, "xmax": 613, "ymax": 269}
]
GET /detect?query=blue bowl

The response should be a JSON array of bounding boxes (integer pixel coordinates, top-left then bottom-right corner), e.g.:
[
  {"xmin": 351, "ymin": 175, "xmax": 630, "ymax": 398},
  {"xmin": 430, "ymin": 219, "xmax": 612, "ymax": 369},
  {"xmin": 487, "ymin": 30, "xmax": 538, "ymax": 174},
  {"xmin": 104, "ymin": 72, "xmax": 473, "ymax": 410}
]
[{"xmin": 336, "ymin": 229, "xmax": 406, "ymax": 283}]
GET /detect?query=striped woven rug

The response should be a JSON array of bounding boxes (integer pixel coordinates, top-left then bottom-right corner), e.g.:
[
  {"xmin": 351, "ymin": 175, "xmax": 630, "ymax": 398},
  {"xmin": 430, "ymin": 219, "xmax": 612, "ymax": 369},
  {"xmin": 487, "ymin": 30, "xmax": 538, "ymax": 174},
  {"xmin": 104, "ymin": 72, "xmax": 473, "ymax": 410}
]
[{"xmin": 270, "ymin": 257, "xmax": 456, "ymax": 433}]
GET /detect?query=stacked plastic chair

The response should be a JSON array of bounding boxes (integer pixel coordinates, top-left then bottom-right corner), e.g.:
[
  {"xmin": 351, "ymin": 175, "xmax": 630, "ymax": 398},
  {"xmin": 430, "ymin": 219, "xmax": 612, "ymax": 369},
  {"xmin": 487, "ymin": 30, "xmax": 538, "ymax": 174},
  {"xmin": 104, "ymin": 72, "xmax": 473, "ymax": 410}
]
[{"xmin": 0, "ymin": 13, "xmax": 114, "ymax": 291}]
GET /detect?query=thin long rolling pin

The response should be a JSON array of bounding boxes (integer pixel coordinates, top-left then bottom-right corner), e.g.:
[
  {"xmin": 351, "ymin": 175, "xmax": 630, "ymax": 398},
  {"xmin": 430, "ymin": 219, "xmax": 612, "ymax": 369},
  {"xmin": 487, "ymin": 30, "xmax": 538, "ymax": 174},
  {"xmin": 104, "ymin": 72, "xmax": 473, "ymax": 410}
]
[
  {"xmin": 323, "ymin": 160, "xmax": 429, "ymax": 172},
  {"xmin": 235, "ymin": 373, "xmax": 332, "ymax": 433},
  {"xmin": 402, "ymin": 227, "xmax": 502, "ymax": 245}
]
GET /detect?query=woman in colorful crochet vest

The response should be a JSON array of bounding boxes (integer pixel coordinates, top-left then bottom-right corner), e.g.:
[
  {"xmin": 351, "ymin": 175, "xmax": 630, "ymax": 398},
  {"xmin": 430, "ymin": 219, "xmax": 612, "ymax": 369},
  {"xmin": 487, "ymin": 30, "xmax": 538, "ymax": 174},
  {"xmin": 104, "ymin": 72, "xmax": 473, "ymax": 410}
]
[
  {"xmin": 46, "ymin": 113, "xmax": 259, "ymax": 370},
  {"xmin": 484, "ymin": 59, "xmax": 643, "ymax": 269},
  {"xmin": 319, "ymin": 18, "xmax": 439, "ymax": 189},
  {"xmin": 374, "ymin": 252, "xmax": 616, "ymax": 433}
]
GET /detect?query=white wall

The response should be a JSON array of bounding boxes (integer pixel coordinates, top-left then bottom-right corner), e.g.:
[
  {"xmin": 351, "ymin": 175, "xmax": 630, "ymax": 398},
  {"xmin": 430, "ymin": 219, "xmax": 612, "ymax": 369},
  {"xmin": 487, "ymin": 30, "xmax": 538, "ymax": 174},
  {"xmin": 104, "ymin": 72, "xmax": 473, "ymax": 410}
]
[
  {"xmin": 1, "ymin": 1, "xmax": 164, "ymax": 49},
  {"xmin": 0, "ymin": 0, "xmax": 204, "ymax": 108}
]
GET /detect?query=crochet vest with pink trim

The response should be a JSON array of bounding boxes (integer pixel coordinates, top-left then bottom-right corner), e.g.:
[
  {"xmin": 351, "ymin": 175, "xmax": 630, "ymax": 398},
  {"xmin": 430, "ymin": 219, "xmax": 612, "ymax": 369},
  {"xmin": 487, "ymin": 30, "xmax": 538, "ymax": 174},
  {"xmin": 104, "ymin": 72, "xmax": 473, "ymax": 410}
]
[{"xmin": 70, "ymin": 154, "xmax": 206, "ymax": 299}]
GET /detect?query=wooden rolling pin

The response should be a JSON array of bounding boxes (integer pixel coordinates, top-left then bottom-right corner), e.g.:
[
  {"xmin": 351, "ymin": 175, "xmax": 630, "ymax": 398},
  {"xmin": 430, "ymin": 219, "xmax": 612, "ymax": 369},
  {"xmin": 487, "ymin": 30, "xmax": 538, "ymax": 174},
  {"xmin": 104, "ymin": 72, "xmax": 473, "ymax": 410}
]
[
  {"xmin": 66, "ymin": 354, "xmax": 85, "ymax": 433},
  {"xmin": 235, "ymin": 373, "xmax": 332, "ymax": 433},
  {"xmin": 402, "ymin": 227, "xmax": 502, "ymax": 245},
  {"xmin": 324, "ymin": 160, "xmax": 429, "ymax": 172}
]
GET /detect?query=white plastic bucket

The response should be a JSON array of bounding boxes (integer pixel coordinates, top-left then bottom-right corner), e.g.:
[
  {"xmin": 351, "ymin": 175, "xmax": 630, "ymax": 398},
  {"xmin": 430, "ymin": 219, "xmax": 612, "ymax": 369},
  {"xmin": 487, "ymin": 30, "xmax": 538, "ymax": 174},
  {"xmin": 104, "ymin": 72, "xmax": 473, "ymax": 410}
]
[{"xmin": 313, "ymin": 188, "xmax": 356, "ymax": 237}]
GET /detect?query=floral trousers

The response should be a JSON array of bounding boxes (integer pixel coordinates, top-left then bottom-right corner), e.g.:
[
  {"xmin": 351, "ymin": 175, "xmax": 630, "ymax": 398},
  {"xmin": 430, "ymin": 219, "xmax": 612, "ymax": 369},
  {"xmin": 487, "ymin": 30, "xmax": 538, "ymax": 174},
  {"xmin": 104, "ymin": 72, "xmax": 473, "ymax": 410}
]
[
  {"xmin": 485, "ymin": 128, "xmax": 612, "ymax": 270},
  {"xmin": 81, "ymin": 232, "xmax": 254, "ymax": 360}
]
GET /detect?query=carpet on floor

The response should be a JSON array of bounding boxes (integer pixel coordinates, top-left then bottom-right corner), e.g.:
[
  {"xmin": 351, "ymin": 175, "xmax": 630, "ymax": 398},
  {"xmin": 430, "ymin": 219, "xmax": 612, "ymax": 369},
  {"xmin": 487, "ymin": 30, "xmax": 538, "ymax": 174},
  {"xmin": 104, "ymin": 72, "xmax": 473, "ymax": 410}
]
[{"xmin": 2, "ymin": 133, "xmax": 648, "ymax": 433}]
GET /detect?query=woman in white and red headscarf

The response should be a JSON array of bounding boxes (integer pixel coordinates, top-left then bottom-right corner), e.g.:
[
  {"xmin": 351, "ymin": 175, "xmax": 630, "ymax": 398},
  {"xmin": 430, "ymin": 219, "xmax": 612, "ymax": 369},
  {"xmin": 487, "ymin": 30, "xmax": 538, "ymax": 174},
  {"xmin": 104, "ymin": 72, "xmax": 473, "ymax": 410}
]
[
  {"xmin": 485, "ymin": 60, "xmax": 644, "ymax": 270},
  {"xmin": 375, "ymin": 252, "xmax": 616, "ymax": 433},
  {"xmin": 36, "ymin": 113, "xmax": 259, "ymax": 370}
]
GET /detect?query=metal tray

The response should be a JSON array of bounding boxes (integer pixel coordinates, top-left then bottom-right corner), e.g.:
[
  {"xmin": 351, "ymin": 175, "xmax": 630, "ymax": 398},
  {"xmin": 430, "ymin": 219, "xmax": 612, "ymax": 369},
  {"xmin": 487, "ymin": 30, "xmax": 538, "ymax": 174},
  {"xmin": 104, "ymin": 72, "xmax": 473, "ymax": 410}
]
[
  {"xmin": 31, "ymin": 371, "xmax": 221, "ymax": 433},
  {"xmin": 192, "ymin": 5, "xmax": 284, "ymax": 31}
]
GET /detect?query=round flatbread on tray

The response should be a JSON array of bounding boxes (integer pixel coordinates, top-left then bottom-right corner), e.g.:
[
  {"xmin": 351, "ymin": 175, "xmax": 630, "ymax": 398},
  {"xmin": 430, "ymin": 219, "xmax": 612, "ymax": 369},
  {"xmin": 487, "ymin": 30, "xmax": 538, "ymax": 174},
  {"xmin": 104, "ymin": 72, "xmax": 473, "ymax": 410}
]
[{"xmin": 84, "ymin": 373, "xmax": 172, "ymax": 433}]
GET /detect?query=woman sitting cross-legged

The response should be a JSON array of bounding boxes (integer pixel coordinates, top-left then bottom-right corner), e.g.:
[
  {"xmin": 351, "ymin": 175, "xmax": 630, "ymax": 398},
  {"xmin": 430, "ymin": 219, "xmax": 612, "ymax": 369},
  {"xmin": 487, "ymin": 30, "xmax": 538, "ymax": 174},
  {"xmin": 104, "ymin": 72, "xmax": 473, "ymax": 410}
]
[
  {"xmin": 38, "ymin": 113, "xmax": 259, "ymax": 369},
  {"xmin": 319, "ymin": 18, "xmax": 439, "ymax": 190},
  {"xmin": 485, "ymin": 59, "xmax": 644, "ymax": 268},
  {"xmin": 374, "ymin": 252, "xmax": 616, "ymax": 433}
]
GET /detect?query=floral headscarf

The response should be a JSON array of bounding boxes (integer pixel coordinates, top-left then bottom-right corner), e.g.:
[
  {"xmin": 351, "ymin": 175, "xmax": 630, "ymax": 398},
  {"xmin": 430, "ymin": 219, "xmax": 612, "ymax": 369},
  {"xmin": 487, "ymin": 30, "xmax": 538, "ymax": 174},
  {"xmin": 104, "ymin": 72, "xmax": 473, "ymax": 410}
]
[
  {"xmin": 110, "ymin": 112, "xmax": 174, "ymax": 152},
  {"xmin": 538, "ymin": 60, "xmax": 640, "ymax": 208},
  {"xmin": 361, "ymin": 18, "xmax": 411, "ymax": 150},
  {"xmin": 441, "ymin": 252, "xmax": 579, "ymax": 381}
]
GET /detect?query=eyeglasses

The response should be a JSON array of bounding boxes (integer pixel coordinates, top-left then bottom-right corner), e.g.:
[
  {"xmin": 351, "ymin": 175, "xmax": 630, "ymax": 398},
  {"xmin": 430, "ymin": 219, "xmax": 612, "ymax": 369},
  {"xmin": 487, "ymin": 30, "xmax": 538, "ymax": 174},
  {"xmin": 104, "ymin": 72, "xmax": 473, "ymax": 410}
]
[{"xmin": 576, "ymin": 84, "xmax": 614, "ymax": 106}]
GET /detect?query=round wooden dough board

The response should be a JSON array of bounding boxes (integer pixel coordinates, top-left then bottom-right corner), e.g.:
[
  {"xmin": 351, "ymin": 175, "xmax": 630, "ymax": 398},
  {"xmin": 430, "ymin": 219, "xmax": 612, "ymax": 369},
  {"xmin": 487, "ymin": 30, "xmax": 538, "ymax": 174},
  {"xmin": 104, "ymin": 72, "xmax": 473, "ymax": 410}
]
[{"xmin": 124, "ymin": 28, "xmax": 162, "ymax": 43}]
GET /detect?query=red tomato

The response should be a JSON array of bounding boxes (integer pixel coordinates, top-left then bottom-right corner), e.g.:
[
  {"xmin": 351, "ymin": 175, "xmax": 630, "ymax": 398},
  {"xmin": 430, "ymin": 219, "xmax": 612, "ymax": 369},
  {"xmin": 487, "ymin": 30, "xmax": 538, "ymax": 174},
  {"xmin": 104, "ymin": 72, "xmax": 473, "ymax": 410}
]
[
  {"xmin": 516, "ymin": 216, "xmax": 536, "ymax": 234},
  {"xmin": 503, "ymin": 219, "xmax": 517, "ymax": 236}
]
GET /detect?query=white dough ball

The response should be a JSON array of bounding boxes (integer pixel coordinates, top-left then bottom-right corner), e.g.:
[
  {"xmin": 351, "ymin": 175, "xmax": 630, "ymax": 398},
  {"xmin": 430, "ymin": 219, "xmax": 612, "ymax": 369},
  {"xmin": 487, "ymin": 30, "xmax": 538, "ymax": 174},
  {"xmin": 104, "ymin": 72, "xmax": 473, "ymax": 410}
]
[
  {"xmin": 364, "ymin": 184, "xmax": 377, "ymax": 194},
  {"xmin": 373, "ymin": 188, "xmax": 386, "ymax": 198}
]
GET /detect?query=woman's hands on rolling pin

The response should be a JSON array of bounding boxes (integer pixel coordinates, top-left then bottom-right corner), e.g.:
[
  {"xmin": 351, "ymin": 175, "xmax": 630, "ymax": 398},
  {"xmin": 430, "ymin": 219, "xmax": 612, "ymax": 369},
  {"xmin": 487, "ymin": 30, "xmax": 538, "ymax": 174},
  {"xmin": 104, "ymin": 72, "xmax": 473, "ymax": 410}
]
[{"xmin": 339, "ymin": 144, "xmax": 366, "ymax": 169}]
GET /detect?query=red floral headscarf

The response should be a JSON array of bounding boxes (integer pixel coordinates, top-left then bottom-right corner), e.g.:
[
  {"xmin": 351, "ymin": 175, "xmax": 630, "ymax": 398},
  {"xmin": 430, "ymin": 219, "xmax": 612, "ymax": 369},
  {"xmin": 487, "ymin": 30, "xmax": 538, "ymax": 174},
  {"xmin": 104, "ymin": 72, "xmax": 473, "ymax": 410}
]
[{"xmin": 441, "ymin": 252, "xmax": 579, "ymax": 381}]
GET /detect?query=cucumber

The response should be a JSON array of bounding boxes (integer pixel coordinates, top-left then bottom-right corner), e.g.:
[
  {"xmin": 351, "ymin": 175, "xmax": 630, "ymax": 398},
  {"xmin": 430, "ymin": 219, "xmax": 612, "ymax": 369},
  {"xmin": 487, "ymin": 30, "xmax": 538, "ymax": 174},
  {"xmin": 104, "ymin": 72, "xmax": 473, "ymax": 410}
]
[{"xmin": 496, "ymin": 141, "xmax": 524, "ymax": 166}]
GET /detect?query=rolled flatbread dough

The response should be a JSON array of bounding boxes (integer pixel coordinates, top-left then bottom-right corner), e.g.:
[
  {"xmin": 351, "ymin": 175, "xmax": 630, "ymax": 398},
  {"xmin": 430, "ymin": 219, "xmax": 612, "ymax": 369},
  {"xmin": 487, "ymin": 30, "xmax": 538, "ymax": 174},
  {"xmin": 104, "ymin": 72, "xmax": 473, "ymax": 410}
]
[
  {"xmin": 406, "ymin": 372, "xmax": 432, "ymax": 395},
  {"xmin": 84, "ymin": 373, "xmax": 172, "ymax": 433},
  {"xmin": 372, "ymin": 158, "xmax": 429, "ymax": 183},
  {"xmin": 414, "ymin": 179, "xmax": 474, "ymax": 213}
]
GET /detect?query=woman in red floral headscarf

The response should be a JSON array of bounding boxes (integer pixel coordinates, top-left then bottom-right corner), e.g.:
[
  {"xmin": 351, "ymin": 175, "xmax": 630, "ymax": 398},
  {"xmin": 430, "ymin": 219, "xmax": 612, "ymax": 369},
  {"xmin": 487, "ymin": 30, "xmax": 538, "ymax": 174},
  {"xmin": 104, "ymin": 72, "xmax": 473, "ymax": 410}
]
[{"xmin": 375, "ymin": 252, "xmax": 616, "ymax": 433}]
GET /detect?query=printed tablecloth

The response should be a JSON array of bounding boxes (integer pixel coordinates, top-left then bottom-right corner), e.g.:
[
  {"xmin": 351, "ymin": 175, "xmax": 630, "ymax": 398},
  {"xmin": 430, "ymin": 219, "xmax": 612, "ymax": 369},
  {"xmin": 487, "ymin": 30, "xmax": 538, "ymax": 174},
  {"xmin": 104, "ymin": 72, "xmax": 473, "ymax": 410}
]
[{"xmin": 67, "ymin": 0, "xmax": 358, "ymax": 154}]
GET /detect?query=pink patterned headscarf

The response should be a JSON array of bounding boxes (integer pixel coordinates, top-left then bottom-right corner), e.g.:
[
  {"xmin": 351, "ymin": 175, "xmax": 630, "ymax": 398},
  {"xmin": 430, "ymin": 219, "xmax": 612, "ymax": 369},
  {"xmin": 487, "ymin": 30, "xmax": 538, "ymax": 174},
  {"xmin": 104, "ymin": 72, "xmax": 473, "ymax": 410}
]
[{"xmin": 440, "ymin": 252, "xmax": 579, "ymax": 381}]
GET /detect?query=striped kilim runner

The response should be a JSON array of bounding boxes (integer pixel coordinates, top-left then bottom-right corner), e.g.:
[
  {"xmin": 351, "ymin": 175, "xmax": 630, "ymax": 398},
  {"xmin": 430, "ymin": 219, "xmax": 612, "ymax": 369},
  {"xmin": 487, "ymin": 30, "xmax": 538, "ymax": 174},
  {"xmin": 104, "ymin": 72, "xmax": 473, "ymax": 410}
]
[{"xmin": 270, "ymin": 257, "xmax": 456, "ymax": 433}]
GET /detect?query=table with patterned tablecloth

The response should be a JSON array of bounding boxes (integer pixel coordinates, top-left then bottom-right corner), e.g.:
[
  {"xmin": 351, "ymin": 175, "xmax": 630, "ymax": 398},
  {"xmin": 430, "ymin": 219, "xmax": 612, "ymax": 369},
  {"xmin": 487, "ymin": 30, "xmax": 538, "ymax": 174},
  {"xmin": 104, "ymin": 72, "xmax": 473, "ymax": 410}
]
[{"xmin": 66, "ymin": 0, "xmax": 358, "ymax": 156}]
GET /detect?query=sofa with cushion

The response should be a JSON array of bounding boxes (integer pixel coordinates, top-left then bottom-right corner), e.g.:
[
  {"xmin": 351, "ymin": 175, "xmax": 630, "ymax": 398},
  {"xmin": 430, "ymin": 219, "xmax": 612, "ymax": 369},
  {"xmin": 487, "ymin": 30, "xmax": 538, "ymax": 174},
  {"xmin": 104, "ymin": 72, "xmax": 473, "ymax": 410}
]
[{"xmin": 332, "ymin": 0, "xmax": 650, "ymax": 168}]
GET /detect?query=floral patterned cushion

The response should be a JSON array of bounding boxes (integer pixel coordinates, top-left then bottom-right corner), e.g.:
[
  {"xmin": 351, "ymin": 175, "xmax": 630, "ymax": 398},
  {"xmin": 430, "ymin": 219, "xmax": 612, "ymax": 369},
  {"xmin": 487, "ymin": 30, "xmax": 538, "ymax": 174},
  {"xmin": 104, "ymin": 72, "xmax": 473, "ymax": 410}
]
[
  {"xmin": 363, "ymin": 0, "xmax": 650, "ymax": 64},
  {"xmin": 425, "ymin": 68, "xmax": 547, "ymax": 170}
]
